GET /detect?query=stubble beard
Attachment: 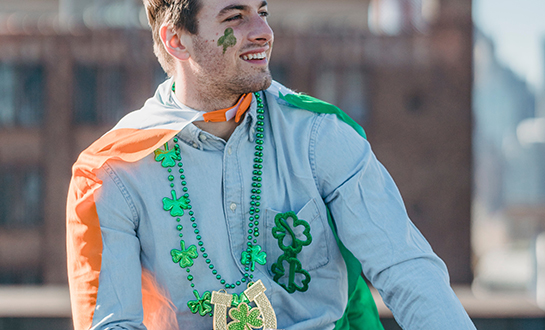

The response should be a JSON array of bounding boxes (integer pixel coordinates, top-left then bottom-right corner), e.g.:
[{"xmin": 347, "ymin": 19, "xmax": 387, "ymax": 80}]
[{"xmin": 191, "ymin": 35, "xmax": 273, "ymax": 100}]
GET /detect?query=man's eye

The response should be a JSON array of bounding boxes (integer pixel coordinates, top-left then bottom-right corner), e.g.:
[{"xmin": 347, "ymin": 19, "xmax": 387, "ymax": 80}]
[
  {"xmin": 225, "ymin": 14, "xmax": 243, "ymax": 22},
  {"xmin": 259, "ymin": 11, "xmax": 269, "ymax": 18}
]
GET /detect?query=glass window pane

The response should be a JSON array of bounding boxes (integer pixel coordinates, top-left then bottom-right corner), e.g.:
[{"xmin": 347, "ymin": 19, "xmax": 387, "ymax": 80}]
[
  {"xmin": 74, "ymin": 64, "xmax": 98, "ymax": 124},
  {"xmin": 17, "ymin": 65, "xmax": 45, "ymax": 127},
  {"xmin": 0, "ymin": 63, "xmax": 44, "ymax": 128},
  {"xmin": 0, "ymin": 63, "xmax": 16, "ymax": 127},
  {"xmin": 97, "ymin": 66, "xmax": 126, "ymax": 124},
  {"xmin": 0, "ymin": 168, "xmax": 43, "ymax": 228}
]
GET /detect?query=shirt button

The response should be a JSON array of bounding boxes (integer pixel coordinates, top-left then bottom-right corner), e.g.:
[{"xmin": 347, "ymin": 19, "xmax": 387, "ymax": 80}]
[
  {"xmin": 228, "ymin": 147, "xmax": 232, "ymax": 155},
  {"xmin": 192, "ymin": 142, "xmax": 199, "ymax": 148},
  {"xmin": 199, "ymin": 134, "xmax": 207, "ymax": 141},
  {"xmin": 230, "ymin": 203, "xmax": 237, "ymax": 212}
]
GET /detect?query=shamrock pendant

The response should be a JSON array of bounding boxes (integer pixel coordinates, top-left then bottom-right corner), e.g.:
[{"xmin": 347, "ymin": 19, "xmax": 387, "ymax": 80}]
[
  {"xmin": 211, "ymin": 280, "xmax": 277, "ymax": 330},
  {"xmin": 271, "ymin": 212, "xmax": 312, "ymax": 293},
  {"xmin": 240, "ymin": 244, "xmax": 267, "ymax": 271}
]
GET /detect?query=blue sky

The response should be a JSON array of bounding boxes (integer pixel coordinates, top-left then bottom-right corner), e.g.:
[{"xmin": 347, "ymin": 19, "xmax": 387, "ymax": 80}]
[{"xmin": 473, "ymin": 0, "xmax": 545, "ymax": 91}]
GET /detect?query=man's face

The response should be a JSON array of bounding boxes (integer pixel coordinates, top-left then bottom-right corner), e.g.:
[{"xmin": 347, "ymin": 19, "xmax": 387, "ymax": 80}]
[{"xmin": 185, "ymin": 0, "xmax": 274, "ymax": 96}]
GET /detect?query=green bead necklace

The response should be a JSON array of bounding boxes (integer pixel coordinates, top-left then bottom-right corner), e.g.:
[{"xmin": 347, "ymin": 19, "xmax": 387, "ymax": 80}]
[{"xmin": 154, "ymin": 92, "xmax": 267, "ymax": 317}]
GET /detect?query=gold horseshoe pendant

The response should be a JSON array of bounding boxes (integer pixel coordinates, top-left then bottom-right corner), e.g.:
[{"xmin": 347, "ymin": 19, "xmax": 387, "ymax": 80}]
[{"xmin": 211, "ymin": 279, "xmax": 277, "ymax": 330}]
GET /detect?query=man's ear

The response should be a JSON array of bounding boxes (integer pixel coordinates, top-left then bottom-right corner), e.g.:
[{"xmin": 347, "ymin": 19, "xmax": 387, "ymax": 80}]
[{"xmin": 160, "ymin": 24, "xmax": 190, "ymax": 61}]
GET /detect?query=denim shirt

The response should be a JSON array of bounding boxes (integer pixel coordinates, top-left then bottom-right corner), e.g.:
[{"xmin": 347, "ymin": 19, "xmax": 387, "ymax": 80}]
[{"xmin": 85, "ymin": 81, "xmax": 475, "ymax": 330}]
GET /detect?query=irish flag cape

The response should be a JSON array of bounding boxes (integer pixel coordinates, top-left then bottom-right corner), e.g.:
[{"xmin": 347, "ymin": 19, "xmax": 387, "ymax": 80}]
[{"xmin": 66, "ymin": 79, "xmax": 383, "ymax": 330}]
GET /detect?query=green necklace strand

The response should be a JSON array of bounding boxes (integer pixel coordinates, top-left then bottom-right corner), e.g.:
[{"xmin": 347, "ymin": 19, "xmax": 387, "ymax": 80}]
[{"xmin": 154, "ymin": 92, "xmax": 267, "ymax": 317}]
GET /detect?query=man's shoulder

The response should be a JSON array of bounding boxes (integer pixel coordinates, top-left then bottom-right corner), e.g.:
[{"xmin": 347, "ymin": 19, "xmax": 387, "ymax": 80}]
[
  {"xmin": 264, "ymin": 81, "xmax": 367, "ymax": 139},
  {"xmin": 265, "ymin": 81, "xmax": 337, "ymax": 112}
]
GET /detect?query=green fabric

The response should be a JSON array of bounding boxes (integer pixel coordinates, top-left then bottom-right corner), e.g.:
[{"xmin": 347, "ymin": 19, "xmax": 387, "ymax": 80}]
[
  {"xmin": 279, "ymin": 93, "xmax": 367, "ymax": 139},
  {"xmin": 280, "ymin": 92, "xmax": 383, "ymax": 330},
  {"xmin": 327, "ymin": 211, "xmax": 384, "ymax": 330}
]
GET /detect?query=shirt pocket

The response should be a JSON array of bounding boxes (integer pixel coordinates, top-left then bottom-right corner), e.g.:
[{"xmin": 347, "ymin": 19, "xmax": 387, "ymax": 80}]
[{"xmin": 265, "ymin": 198, "xmax": 330, "ymax": 275}]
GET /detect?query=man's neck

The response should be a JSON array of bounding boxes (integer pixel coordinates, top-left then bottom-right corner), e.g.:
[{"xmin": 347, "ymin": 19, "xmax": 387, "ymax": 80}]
[
  {"xmin": 193, "ymin": 120, "xmax": 240, "ymax": 141},
  {"xmin": 172, "ymin": 78, "xmax": 246, "ymax": 141},
  {"xmin": 173, "ymin": 79, "xmax": 241, "ymax": 112}
]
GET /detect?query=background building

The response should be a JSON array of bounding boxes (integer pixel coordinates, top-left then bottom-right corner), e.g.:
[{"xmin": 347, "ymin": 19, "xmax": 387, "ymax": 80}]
[{"xmin": 2, "ymin": 0, "xmax": 542, "ymax": 329}]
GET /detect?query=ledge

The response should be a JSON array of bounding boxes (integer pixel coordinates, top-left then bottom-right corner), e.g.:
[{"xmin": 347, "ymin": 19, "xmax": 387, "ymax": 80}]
[
  {"xmin": 371, "ymin": 285, "xmax": 545, "ymax": 319},
  {"xmin": 1, "ymin": 285, "xmax": 544, "ymax": 319},
  {"xmin": 0, "ymin": 286, "xmax": 71, "ymax": 317}
]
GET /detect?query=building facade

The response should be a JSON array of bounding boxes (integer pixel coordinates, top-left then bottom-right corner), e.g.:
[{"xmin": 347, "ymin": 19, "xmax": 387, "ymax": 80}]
[{"xmin": 0, "ymin": 0, "xmax": 472, "ymax": 294}]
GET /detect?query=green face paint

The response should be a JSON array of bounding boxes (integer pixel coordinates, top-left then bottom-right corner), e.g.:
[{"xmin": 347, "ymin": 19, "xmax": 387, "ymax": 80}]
[{"xmin": 217, "ymin": 28, "xmax": 237, "ymax": 54}]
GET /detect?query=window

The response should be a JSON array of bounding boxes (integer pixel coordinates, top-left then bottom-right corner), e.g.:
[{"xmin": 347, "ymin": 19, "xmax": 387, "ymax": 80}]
[
  {"xmin": 0, "ymin": 167, "xmax": 44, "ymax": 228},
  {"xmin": 0, "ymin": 63, "xmax": 45, "ymax": 127},
  {"xmin": 368, "ymin": 0, "xmax": 439, "ymax": 35},
  {"xmin": 73, "ymin": 64, "xmax": 127, "ymax": 124},
  {"xmin": 314, "ymin": 68, "xmax": 370, "ymax": 125}
]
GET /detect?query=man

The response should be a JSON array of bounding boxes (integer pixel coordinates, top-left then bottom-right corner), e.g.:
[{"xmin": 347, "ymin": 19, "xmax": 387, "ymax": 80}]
[{"xmin": 66, "ymin": 0, "xmax": 476, "ymax": 329}]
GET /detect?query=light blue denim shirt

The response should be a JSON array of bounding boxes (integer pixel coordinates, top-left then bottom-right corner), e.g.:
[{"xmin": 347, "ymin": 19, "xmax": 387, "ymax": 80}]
[{"xmin": 91, "ymin": 82, "xmax": 475, "ymax": 329}]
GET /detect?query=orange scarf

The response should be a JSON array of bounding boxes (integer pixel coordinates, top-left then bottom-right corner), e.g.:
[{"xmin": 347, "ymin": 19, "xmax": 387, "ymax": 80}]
[{"xmin": 202, "ymin": 93, "xmax": 252, "ymax": 123}]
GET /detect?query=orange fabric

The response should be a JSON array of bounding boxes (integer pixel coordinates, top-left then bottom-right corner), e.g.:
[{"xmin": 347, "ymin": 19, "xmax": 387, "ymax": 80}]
[
  {"xmin": 235, "ymin": 93, "xmax": 253, "ymax": 122},
  {"xmin": 202, "ymin": 93, "xmax": 252, "ymax": 123},
  {"xmin": 142, "ymin": 269, "xmax": 179, "ymax": 330},
  {"xmin": 66, "ymin": 127, "xmax": 179, "ymax": 330}
]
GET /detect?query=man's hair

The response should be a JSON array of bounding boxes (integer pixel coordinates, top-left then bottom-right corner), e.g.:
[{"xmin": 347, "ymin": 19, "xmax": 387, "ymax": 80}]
[{"xmin": 143, "ymin": 0, "xmax": 202, "ymax": 76}]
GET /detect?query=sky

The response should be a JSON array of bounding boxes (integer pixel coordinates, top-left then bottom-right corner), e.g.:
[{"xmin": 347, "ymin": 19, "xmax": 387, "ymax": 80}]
[{"xmin": 473, "ymin": 0, "xmax": 545, "ymax": 91}]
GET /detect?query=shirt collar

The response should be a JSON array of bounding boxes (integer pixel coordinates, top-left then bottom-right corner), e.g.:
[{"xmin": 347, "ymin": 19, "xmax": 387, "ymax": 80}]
[{"xmin": 175, "ymin": 91, "xmax": 261, "ymax": 150}]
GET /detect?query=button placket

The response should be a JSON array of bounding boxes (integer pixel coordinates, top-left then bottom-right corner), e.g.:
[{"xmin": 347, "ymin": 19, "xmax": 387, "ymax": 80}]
[{"xmin": 222, "ymin": 135, "xmax": 246, "ymax": 270}]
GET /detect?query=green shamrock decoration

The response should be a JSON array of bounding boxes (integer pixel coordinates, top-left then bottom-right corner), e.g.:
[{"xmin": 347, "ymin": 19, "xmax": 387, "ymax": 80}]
[
  {"xmin": 271, "ymin": 255, "xmax": 311, "ymax": 293},
  {"xmin": 231, "ymin": 292, "xmax": 250, "ymax": 307},
  {"xmin": 272, "ymin": 211, "xmax": 312, "ymax": 254},
  {"xmin": 187, "ymin": 290, "xmax": 213, "ymax": 316},
  {"xmin": 154, "ymin": 143, "xmax": 180, "ymax": 167},
  {"xmin": 162, "ymin": 190, "xmax": 191, "ymax": 217},
  {"xmin": 227, "ymin": 302, "xmax": 263, "ymax": 330},
  {"xmin": 171, "ymin": 240, "xmax": 198, "ymax": 268},
  {"xmin": 270, "ymin": 211, "xmax": 312, "ymax": 293},
  {"xmin": 218, "ymin": 28, "xmax": 237, "ymax": 54},
  {"xmin": 240, "ymin": 244, "xmax": 267, "ymax": 272}
]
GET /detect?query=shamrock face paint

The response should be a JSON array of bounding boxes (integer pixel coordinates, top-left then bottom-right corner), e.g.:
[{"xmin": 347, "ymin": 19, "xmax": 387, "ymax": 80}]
[{"xmin": 217, "ymin": 28, "xmax": 237, "ymax": 54}]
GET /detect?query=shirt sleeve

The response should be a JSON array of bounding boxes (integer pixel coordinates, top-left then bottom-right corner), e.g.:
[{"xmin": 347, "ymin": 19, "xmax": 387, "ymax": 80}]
[
  {"xmin": 310, "ymin": 113, "xmax": 476, "ymax": 329},
  {"xmin": 67, "ymin": 161, "xmax": 146, "ymax": 330}
]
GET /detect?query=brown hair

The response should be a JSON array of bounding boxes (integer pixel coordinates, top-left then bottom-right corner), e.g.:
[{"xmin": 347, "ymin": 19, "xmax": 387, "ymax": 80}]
[{"xmin": 143, "ymin": 0, "xmax": 202, "ymax": 76}]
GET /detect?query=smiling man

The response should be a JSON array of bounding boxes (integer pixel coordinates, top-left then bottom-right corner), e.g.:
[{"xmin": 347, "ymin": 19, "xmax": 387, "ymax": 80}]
[{"xmin": 66, "ymin": 0, "xmax": 476, "ymax": 329}]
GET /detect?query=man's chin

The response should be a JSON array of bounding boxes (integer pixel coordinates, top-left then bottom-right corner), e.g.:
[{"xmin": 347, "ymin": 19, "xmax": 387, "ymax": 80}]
[{"xmin": 247, "ymin": 73, "xmax": 273, "ymax": 93}]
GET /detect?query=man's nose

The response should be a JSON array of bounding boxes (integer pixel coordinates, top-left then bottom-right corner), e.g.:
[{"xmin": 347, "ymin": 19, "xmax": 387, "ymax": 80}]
[{"xmin": 247, "ymin": 14, "xmax": 274, "ymax": 44}]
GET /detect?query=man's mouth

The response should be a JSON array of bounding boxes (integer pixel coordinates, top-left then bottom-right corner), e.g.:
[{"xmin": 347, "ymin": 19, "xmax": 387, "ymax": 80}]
[{"xmin": 241, "ymin": 51, "xmax": 267, "ymax": 61}]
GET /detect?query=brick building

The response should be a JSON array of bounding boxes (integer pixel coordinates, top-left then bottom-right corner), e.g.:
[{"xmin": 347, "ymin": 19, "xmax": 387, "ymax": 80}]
[{"xmin": 0, "ymin": 0, "xmax": 473, "ymax": 325}]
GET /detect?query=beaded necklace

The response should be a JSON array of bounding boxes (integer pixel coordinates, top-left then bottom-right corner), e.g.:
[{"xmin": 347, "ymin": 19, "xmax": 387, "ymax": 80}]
[{"xmin": 153, "ymin": 92, "xmax": 276, "ymax": 328}]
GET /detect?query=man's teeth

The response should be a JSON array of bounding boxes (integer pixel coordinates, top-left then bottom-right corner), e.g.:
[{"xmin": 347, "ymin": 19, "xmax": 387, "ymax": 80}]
[{"xmin": 242, "ymin": 52, "xmax": 266, "ymax": 60}]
